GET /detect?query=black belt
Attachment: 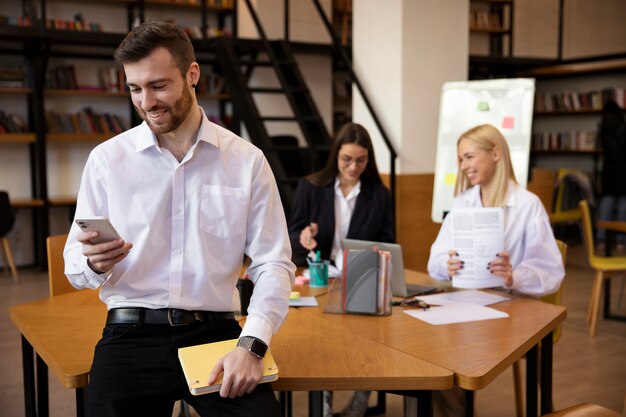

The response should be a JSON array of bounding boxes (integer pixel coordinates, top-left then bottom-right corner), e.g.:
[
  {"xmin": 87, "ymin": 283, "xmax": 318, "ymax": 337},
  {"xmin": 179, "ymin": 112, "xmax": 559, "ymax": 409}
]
[{"xmin": 106, "ymin": 308, "xmax": 235, "ymax": 326}]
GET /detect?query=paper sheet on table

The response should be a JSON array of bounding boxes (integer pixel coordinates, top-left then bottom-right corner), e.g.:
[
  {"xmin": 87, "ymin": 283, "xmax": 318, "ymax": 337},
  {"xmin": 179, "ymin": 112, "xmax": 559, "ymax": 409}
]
[
  {"xmin": 403, "ymin": 301, "xmax": 509, "ymax": 325},
  {"xmin": 418, "ymin": 289, "xmax": 510, "ymax": 306},
  {"xmin": 451, "ymin": 207, "xmax": 505, "ymax": 289},
  {"xmin": 289, "ymin": 296, "xmax": 319, "ymax": 307}
]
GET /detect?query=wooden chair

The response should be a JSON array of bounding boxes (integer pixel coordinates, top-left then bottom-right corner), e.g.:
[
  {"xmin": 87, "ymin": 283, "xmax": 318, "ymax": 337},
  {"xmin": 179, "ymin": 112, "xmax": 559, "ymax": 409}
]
[
  {"xmin": 512, "ymin": 239, "xmax": 567, "ymax": 417},
  {"xmin": 579, "ymin": 200, "xmax": 626, "ymax": 337},
  {"xmin": 46, "ymin": 234, "xmax": 75, "ymax": 297},
  {"xmin": 0, "ymin": 191, "xmax": 19, "ymax": 283},
  {"xmin": 549, "ymin": 169, "xmax": 584, "ymax": 225},
  {"xmin": 528, "ymin": 168, "xmax": 557, "ymax": 213}
]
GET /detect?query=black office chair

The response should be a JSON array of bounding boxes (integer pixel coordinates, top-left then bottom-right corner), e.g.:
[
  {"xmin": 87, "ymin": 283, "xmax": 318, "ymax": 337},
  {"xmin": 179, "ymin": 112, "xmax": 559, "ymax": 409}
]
[{"xmin": 0, "ymin": 191, "xmax": 19, "ymax": 283}]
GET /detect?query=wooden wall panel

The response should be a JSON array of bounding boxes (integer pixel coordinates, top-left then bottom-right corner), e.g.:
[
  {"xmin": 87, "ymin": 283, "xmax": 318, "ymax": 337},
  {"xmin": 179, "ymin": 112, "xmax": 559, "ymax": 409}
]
[{"xmin": 382, "ymin": 174, "xmax": 442, "ymax": 272}]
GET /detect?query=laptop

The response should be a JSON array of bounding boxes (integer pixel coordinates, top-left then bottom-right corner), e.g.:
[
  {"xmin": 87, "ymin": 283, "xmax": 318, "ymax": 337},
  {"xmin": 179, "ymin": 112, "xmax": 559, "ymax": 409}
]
[{"xmin": 340, "ymin": 238, "xmax": 438, "ymax": 297}]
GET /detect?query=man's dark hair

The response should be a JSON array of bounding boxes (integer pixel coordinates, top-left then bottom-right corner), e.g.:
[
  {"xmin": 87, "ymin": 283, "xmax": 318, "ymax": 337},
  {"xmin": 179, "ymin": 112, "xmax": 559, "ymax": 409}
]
[{"xmin": 114, "ymin": 21, "xmax": 196, "ymax": 78}]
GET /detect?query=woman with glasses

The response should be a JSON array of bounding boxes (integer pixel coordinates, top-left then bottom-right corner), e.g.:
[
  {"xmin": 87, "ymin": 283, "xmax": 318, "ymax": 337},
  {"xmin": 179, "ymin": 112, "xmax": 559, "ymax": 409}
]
[
  {"xmin": 288, "ymin": 122, "xmax": 394, "ymax": 417},
  {"xmin": 289, "ymin": 122, "xmax": 394, "ymax": 267}
]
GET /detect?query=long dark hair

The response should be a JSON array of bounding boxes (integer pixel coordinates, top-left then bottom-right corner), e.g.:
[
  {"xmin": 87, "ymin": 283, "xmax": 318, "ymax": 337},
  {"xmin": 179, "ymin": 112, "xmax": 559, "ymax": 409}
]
[{"xmin": 307, "ymin": 122, "xmax": 382, "ymax": 187}]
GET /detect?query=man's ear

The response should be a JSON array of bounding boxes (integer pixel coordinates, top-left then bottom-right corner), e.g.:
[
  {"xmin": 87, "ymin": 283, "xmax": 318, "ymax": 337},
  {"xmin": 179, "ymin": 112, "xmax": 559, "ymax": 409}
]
[{"xmin": 188, "ymin": 62, "xmax": 200, "ymax": 87}]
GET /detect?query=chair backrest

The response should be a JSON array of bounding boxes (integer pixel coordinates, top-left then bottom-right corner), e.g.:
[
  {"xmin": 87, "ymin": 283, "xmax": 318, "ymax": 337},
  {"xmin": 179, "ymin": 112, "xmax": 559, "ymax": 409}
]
[
  {"xmin": 578, "ymin": 200, "xmax": 598, "ymax": 264},
  {"xmin": 0, "ymin": 191, "xmax": 15, "ymax": 237},
  {"xmin": 527, "ymin": 181, "xmax": 555, "ymax": 213},
  {"xmin": 540, "ymin": 239, "xmax": 567, "ymax": 344},
  {"xmin": 46, "ymin": 234, "xmax": 76, "ymax": 297}
]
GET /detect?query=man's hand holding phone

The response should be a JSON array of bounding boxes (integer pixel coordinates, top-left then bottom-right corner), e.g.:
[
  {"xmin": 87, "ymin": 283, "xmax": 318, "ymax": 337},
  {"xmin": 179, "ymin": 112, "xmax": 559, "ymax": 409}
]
[{"xmin": 75, "ymin": 217, "xmax": 132, "ymax": 274}]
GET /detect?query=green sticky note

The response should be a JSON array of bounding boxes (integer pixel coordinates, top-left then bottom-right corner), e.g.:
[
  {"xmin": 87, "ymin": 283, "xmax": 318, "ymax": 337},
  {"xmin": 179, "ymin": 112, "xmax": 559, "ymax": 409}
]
[{"xmin": 477, "ymin": 101, "xmax": 490, "ymax": 111}]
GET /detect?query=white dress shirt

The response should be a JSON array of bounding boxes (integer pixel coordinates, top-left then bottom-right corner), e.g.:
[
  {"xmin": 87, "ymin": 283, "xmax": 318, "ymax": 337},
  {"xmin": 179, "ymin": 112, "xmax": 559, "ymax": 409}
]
[
  {"xmin": 331, "ymin": 178, "xmax": 361, "ymax": 262},
  {"xmin": 427, "ymin": 182, "xmax": 564, "ymax": 297},
  {"xmin": 64, "ymin": 108, "xmax": 295, "ymax": 345}
]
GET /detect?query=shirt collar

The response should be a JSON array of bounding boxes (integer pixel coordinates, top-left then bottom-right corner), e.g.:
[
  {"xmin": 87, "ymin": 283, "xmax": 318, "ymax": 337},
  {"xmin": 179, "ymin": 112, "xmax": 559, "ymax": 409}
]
[
  {"xmin": 462, "ymin": 181, "xmax": 518, "ymax": 207},
  {"xmin": 134, "ymin": 106, "xmax": 219, "ymax": 153},
  {"xmin": 334, "ymin": 177, "xmax": 361, "ymax": 201}
]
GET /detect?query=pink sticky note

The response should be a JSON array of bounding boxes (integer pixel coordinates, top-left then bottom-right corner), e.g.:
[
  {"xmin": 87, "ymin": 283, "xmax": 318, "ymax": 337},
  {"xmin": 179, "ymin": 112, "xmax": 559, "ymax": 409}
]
[{"xmin": 502, "ymin": 117, "xmax": 514, "ymax": 129}]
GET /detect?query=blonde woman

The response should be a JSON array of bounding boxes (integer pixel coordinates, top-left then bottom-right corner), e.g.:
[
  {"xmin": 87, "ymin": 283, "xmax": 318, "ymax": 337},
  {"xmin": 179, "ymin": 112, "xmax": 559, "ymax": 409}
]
[
  {"xmin": 428, "ymin": 123, "xmax": 564, "ymax": 296},
  {"xmin": 426, "ymin": 124, "xmax": 565, "ymax": 416}
]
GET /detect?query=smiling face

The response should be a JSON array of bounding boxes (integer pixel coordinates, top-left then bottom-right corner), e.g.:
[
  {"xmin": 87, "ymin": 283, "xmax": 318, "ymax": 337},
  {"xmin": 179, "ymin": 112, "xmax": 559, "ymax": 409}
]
[
  {"xmin": 124, "ymin": 47, "xmax": 196, "ymax": 134},
  {"xmin": 457, "ymin": 138, "xmax": 499, "ymax": 188},
  {"xmin": 337, "ymin": 143, "xmax": 369, "ymax": 185}
]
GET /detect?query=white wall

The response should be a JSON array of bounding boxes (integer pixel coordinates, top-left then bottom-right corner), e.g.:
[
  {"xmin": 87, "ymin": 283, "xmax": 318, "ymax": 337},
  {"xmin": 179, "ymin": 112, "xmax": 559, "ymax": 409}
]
[{"xmin": 353, "ymin": 0, "xmax": 468, "ymax": 174}]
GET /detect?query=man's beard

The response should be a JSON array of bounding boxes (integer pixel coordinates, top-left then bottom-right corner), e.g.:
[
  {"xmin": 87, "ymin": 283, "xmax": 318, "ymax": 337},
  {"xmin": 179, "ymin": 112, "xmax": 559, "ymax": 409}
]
[{"xmin": 136, "ymin": 84, "xmax": 194, "ymax": 134}]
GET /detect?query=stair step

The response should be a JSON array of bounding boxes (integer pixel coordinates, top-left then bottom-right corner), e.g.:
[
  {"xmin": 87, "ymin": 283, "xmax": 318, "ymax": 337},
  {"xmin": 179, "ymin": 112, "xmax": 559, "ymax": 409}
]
[
  {"xmin": 249, "ymin": 87, "xmax": 285, "ymax": 94},
  {"xmin": 238, "ymin": 59, "xmax": 273, "ymax": 67}
]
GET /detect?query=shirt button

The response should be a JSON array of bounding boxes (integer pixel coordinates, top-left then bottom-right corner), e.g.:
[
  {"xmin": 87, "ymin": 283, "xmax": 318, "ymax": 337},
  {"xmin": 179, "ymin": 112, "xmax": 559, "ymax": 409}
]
[{"xmin": 174, "ymin": 249, "xmax": 181, "ymax": 254}]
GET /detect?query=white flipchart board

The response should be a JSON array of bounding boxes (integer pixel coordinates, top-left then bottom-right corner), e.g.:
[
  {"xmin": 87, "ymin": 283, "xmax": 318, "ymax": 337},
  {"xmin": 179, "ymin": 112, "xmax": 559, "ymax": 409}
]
[{"xmin": 431, "ymin": 78, "xmax": 535, "ymax": 223}]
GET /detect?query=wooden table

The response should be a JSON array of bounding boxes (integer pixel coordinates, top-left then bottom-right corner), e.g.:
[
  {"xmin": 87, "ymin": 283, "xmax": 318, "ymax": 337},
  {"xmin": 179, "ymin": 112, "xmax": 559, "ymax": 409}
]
[
  {"xmin": 595, "ymin": 220, "xmax": 626, "ymax": 321},
  {"xmin": 10, "ymin": 288, "xmax": 453, "ymax": 417},
  {"xmin": 295, "ymin": 271, "xmax": 566, "ymax": 417}
]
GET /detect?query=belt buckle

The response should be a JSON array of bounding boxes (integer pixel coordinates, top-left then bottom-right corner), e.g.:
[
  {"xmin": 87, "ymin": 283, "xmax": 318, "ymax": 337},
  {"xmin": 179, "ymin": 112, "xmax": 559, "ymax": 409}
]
[{"xmin": 167, "ymin": 309, "xmax": 189, "ymax": 326}]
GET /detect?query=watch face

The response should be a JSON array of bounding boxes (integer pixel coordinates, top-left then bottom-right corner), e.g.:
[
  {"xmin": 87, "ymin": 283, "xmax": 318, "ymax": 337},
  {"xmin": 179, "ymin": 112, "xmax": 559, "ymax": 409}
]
[{"xmin": 238, "ymin": 337, "xmax": 267, "ymax": 358}]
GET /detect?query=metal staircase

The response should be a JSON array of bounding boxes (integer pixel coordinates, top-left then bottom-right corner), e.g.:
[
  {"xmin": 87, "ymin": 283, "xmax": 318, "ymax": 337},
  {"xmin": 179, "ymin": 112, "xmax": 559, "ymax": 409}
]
[{"xmin": 215, "ymin": 1, "xmax": 332, "ymax": 213}]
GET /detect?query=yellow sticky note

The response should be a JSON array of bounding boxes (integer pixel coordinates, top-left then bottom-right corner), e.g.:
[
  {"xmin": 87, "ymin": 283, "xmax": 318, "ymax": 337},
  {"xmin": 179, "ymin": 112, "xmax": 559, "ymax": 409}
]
[
  {"xmin": 444, "ymin": 173, "xmax": 457, "ymax": 185},
  {"xmin": 289, "ymin": 291, "xmax": 300, "ymax": 300}
]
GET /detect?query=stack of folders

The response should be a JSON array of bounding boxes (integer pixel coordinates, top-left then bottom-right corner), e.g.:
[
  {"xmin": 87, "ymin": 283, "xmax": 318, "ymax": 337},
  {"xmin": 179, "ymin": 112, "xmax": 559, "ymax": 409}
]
[{"xmin": 341, "ymin": 249, "xmax": 392, "ymax": 315}]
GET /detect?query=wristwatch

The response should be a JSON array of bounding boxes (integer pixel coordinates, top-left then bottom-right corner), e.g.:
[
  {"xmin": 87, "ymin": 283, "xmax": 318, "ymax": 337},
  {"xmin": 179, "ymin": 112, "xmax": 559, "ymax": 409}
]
[{"xmin": 237, "ymin": 336, "xmax": 267, "ymax": 358}]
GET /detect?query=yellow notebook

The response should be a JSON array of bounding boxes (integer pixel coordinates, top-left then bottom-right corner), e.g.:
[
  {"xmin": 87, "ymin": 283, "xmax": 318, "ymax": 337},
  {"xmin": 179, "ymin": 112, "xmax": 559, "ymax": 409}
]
[{"xmin": 178, "ymin": 338, "xmax": 279, "ymax": 396}]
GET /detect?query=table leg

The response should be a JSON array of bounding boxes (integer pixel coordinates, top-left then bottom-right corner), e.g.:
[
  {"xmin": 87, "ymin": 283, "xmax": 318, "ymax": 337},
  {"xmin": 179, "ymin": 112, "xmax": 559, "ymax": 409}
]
[
  {"xmin": 76, "ymin": 387, "xmax": 88, "ymax": 417},
  {"xmin": 279, "ymin": 391, "xmax": 293, "ymax": 417},
  {"xmin": 464, "ymin": 389, "xmax": 474, "ymax": 417},
  {"xmin": 526, "ymin": 344, "xmax": 538, "ymax": 417},
  {"xmin": 540, "ymin": 332, "xmax": 553, "ymax": 414},
  {"xmin": 21, "ymin": 336, "xmax": 36, "ymax": 417},
  {"xmin": 416, "ymin": 391, "xmax": 433, "ymax": 417},
  {"xmin": 36, "ymin": 354, "xmax": 49, "ymax": 417},
  {"xmin": 309, "ymin": 391, "xmax": 323, "ymax": 417}
]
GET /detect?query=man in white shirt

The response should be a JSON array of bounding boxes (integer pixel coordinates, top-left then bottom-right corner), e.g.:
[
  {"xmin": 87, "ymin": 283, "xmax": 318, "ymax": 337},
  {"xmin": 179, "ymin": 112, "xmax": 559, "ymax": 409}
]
[{"xmin": 63, "ymin": 21, "xmax": 295, "ymax": 417}]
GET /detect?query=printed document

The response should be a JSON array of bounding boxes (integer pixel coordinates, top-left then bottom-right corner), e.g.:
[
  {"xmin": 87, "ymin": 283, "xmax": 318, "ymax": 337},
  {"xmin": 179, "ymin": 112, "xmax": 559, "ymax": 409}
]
[{"xmin": 451, "ymin": 207, "xmax": 504, "ymax": 289}]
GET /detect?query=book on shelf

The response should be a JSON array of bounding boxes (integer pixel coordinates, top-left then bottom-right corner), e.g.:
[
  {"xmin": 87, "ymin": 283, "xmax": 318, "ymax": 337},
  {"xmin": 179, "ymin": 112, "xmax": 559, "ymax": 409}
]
[
  {"xmin": 0, "ymin": 111, "xmax": 27, "ymax": 133},
  {"xmin": 532, "ymin": 131, "xmax": 598, "ymax": 152},
  {"xmin": 535, "ymin": 88, "xmax": 625, "ymax": 113},
  {"xmin": 46, "ymin": 109, "xmax": 127, "ymax": 135},
  {"xmin": 178, "ymin": 339, "xmax": 278, "ymax": 396},
  {"xmin": 0, "ymin": 67, "xmax": 26, "ymax": 88}
]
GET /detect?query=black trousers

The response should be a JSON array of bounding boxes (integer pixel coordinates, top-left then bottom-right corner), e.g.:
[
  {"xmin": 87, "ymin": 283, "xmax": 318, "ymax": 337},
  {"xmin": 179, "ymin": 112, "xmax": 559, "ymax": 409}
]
[{"xmin": 88, "ymin": 318, "xmax": 282, "ymax": 417}]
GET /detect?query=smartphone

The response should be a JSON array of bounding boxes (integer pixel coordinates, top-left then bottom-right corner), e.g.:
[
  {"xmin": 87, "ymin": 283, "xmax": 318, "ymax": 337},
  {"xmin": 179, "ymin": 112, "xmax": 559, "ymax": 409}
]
[{"xmin": 75, "ymin": 217, "xmax": 122, "ymax": 244}]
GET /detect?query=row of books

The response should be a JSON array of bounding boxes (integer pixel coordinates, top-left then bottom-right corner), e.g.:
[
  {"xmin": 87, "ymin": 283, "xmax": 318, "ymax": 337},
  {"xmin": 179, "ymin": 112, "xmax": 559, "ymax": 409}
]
[
  {"xmin": 469, "ymin": 11, "xmax": 504, "ymax": 30},
  {"xmin": 534, "ymin": 88, "xmax": 625, "ymax": 113},
  {"xmin": 532, "ymin": 131, "xmax": 598, "ymax": 152},
  {"xmin": 46, "ymin": 66, "xmax": 78, "ymax": 90},
  {"xmin": 0, "ymin": 111, "xmax": 28, "ymax": 134},
  {"xmin": 0, "ymin": 67, "xmax": 27, "ymax": 88},
  {"xmin": 0, "ymin": 15, "xmax": 33, "ymax": 27},
  {"xmin": 45, "ymin": 109, "xmax": 128, "ymax": 135},
  {"xmin": 45, "ymin": 13, "xmax": 103, "ymax": 32},
  {"xmin": 183, "ymin": 25, "xmax": 231, "ymax": 39}
]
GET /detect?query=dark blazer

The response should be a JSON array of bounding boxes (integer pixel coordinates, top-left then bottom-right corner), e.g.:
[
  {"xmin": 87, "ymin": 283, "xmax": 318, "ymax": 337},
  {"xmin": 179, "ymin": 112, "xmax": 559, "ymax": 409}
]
[{"xmin": 288, "ymin": 177, "xmax": 395, "ymax": 266}]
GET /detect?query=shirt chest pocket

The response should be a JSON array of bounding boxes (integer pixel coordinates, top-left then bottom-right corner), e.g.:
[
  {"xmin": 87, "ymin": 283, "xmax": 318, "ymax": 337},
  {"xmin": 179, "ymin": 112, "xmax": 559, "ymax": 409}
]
[{"xmin": 199, "ymin": 185, "xmax": 247, "ymax": 237}]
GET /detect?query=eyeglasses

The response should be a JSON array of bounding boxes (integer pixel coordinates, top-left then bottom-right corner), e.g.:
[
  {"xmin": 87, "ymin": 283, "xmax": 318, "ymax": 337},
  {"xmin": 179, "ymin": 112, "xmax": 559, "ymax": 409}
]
[
  {"xmin": 391, "ymin": 296, "xmax": 441, "ymax": 310},
  {"xmin": 339, "ymin": 155, "xmax": 368, "ymax": 166}
]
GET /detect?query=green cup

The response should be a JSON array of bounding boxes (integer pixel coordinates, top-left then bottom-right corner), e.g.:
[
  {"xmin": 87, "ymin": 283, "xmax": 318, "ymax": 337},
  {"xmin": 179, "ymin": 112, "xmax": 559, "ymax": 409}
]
[{"xmin": 308, "ymin": 260, "xmax": 329, "ymax": 287}]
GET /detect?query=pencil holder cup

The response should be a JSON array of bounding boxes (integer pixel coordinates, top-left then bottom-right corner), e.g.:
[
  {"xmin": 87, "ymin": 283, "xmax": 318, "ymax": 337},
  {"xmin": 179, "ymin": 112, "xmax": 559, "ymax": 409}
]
[{"xmin": 308, "ymin": 260, "xmax": 329, "ymax": 287}]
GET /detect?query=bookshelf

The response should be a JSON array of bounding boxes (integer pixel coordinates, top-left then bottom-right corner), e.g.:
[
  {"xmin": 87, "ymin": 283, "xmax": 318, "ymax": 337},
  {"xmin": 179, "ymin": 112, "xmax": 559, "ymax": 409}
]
[
  {"xmin": 469, "ymin": 0, "xmax": 513, "ymax": 57},
  {"xmin": 0, "ymin": 0, "xmax": 235, "ymax": 266},
  {"xmin": 528, "ymin": 60, "xmax": 626, "ymax": 193}
]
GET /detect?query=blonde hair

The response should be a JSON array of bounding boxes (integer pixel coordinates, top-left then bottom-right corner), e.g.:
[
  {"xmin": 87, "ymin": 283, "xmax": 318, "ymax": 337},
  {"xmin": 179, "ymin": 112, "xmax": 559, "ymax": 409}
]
[{"xmin": 454, "ymin": 124, "xmax": 517, "ymax": 207}]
